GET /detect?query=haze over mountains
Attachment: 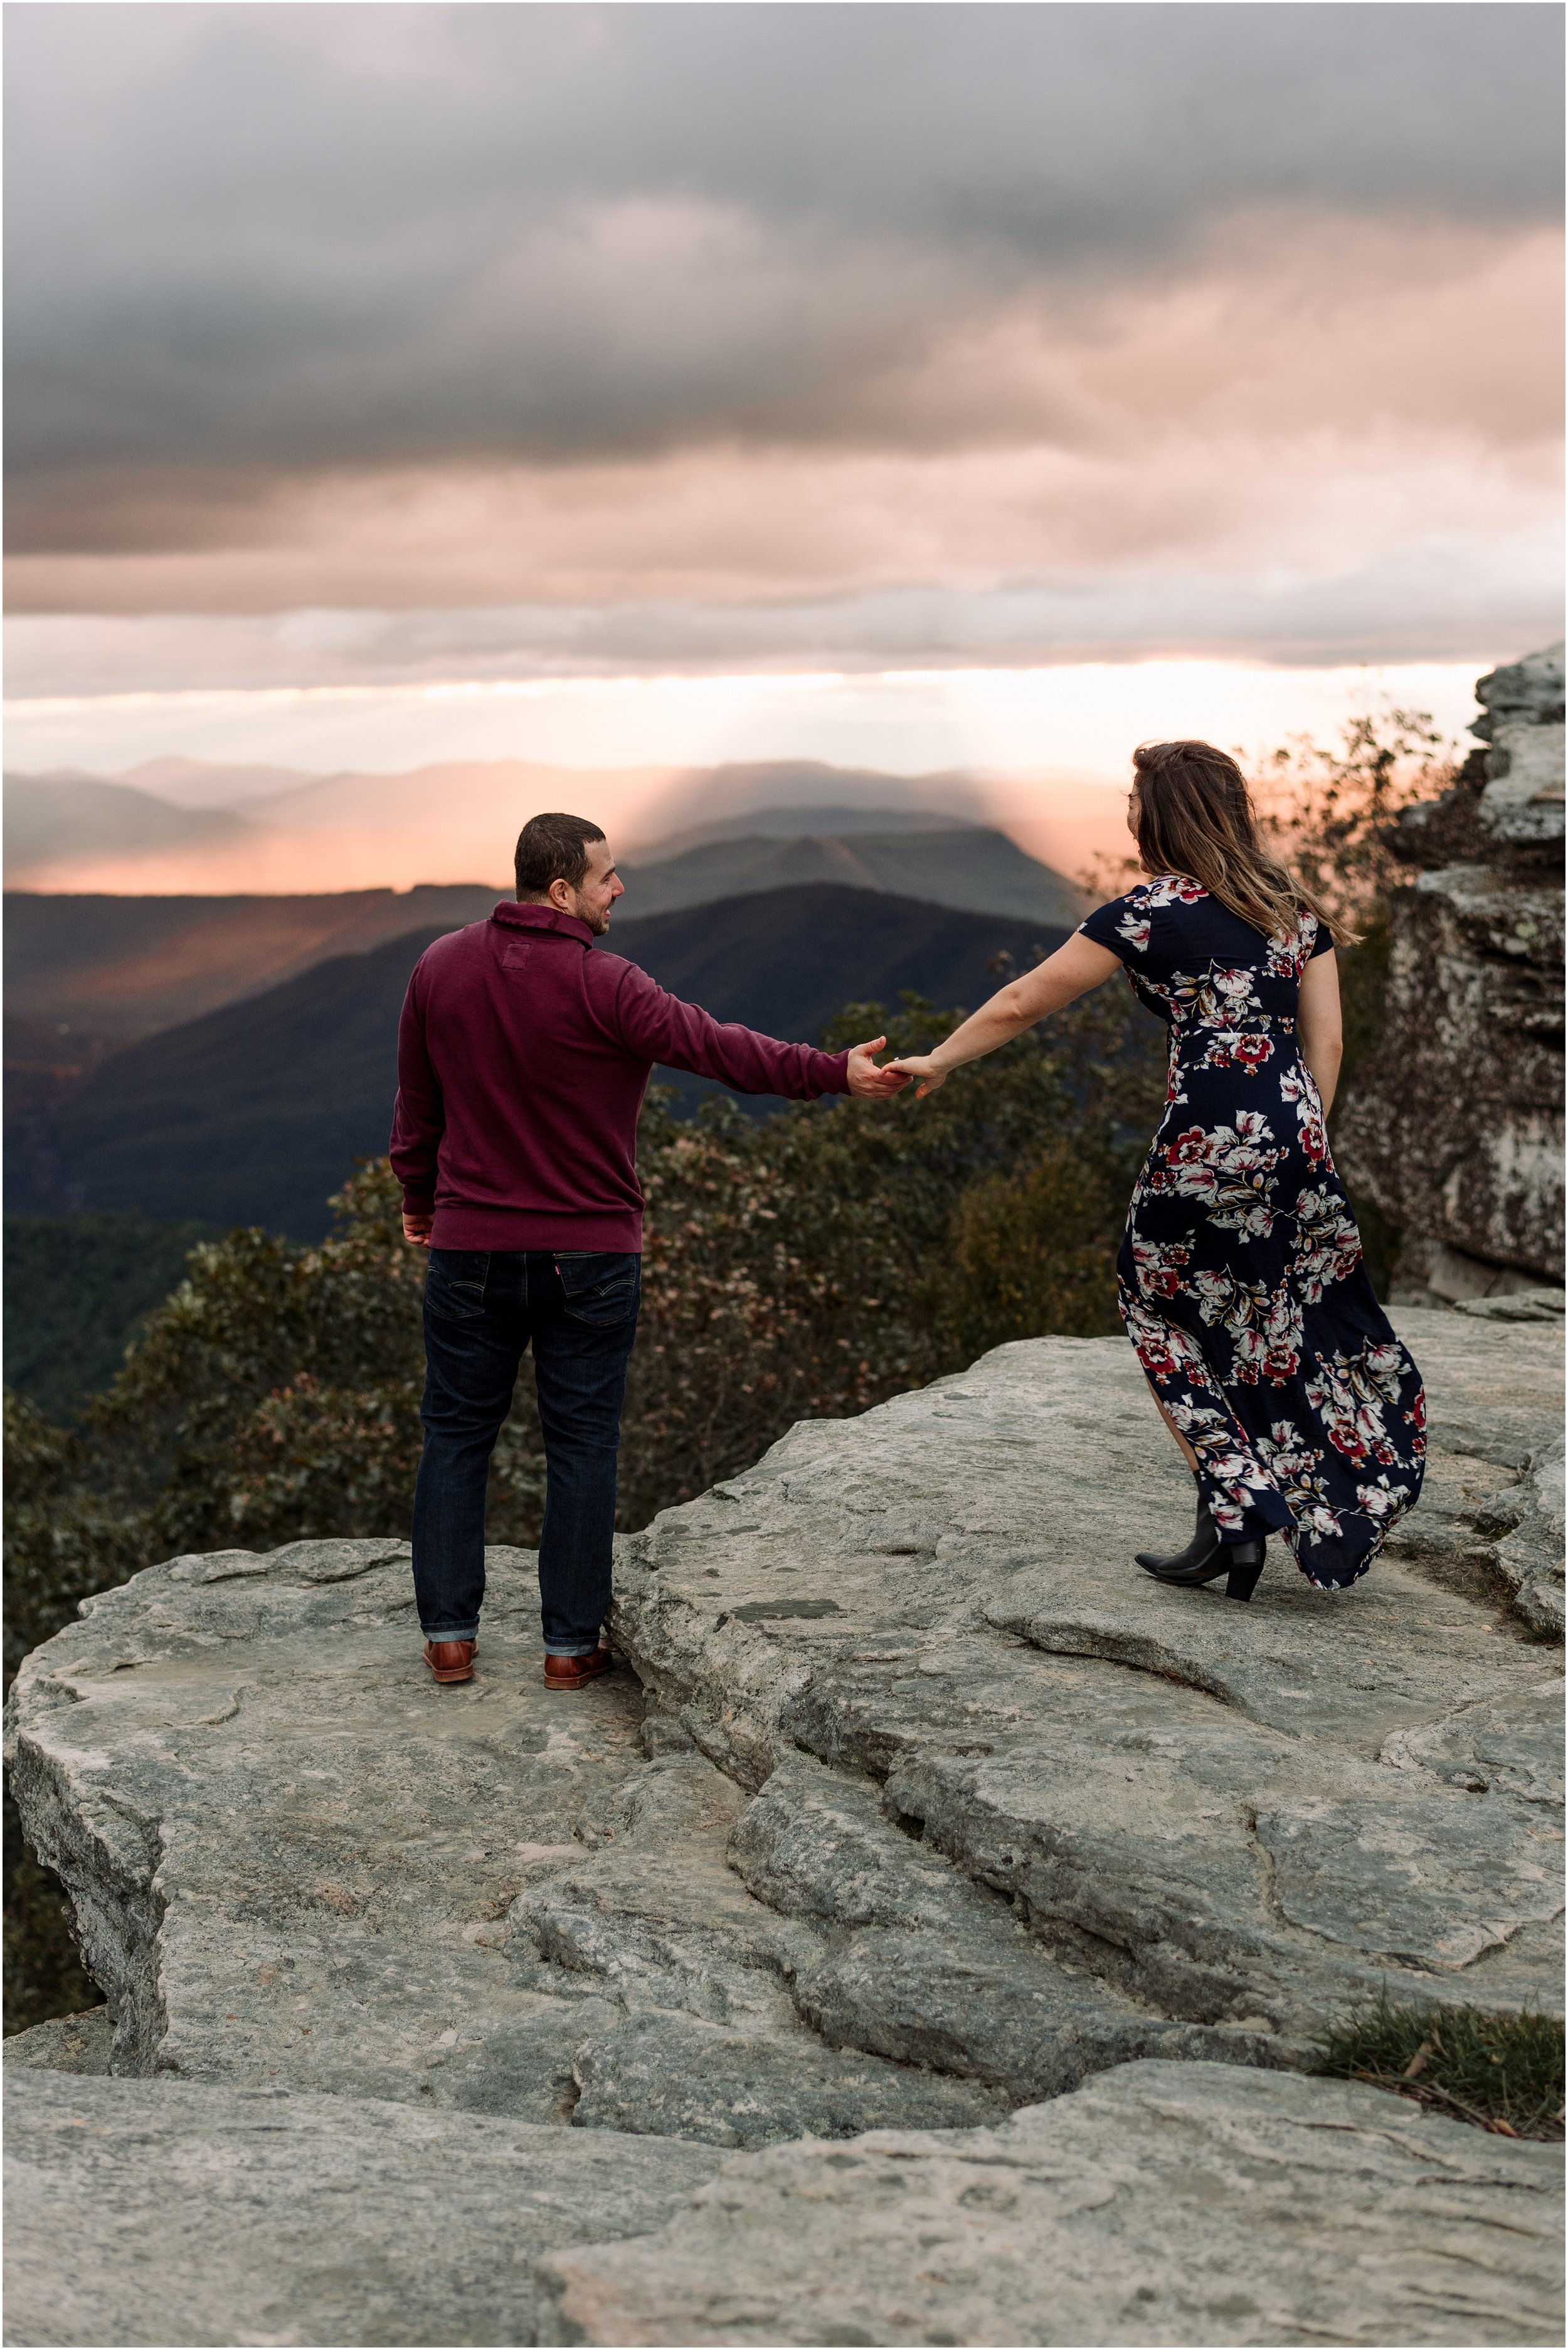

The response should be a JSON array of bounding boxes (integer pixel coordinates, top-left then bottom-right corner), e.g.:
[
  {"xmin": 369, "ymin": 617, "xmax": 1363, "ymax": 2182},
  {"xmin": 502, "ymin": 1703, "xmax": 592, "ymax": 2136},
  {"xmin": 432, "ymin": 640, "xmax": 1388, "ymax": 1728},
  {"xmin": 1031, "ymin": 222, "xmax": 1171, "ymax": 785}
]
[
  {"xmin": 6, "ymin": 886, "xmax": 506, "ymax": 1051},
  {"xmin": 5, "ymin": 775, "xmax": 253, "ymax": 880},
  {"xmin": 4, "ymin": 752, "xmax": 1123, "ymax": 893}
]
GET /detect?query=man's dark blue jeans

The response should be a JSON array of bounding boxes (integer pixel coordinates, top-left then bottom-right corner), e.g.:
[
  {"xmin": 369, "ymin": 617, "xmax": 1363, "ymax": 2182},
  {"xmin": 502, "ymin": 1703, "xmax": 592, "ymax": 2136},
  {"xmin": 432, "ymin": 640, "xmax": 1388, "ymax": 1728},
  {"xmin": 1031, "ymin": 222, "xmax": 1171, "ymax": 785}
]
[{"xmin": 413, "ymin": 1248, "xmax": 641, "ymax": 1656}]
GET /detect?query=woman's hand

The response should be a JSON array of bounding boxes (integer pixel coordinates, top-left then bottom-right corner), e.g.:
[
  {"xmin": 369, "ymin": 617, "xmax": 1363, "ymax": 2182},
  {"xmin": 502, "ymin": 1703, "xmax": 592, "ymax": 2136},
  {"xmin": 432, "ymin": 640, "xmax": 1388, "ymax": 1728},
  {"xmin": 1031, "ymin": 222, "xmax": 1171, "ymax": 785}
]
[
  {"xmin": 887, "ymin": 936, "xmax": 1121, "ymax": 1102},
  {"xmin": 886, "ymin": 1055, "xmax": 948, "ymax": 1099}
]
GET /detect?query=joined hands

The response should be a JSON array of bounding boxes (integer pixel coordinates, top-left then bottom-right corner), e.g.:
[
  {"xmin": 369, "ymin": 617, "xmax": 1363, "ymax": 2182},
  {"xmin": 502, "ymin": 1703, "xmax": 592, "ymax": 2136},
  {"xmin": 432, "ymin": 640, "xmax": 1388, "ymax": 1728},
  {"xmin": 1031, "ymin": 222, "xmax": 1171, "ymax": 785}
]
[
  {"xmin": 885, "ymin": 1055, "xmax": 948, "ymax": 1098},
  {"xmin": 845, "ymin": 1036, "xmax": 913, "ymax": 1100}
]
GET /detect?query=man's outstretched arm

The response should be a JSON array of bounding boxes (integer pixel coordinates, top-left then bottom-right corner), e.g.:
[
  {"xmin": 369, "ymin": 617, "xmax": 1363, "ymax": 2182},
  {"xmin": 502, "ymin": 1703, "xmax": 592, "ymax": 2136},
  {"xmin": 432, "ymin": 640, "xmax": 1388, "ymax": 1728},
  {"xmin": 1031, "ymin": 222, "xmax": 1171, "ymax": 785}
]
[
  {"xmin": 389, "ymin": 968, "xmax": 445, "ymax": 1246},
  {"xmin": 611, "ymin": 964, "xmax": 908, "ymax": 1100}
]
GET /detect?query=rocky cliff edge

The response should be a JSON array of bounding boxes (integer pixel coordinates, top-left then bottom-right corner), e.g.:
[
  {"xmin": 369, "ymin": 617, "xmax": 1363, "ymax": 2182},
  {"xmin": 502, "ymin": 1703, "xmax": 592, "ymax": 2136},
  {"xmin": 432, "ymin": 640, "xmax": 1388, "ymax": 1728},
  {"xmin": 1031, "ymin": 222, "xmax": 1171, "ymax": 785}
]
[{"xmin": 6, "ymin": 1308, "xmax": 1563, "ymax": 2346}]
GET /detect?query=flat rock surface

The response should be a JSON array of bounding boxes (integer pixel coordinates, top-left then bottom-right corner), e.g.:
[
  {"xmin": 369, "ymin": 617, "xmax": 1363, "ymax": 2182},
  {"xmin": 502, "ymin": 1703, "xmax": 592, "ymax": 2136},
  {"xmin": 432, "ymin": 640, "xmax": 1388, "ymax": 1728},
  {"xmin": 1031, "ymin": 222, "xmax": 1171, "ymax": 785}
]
[
  {"xmin": 615, "ymin": 1309, "xmax": 1564, "ymax": 2036},
  {"xmin": 544, "ymin": 2060, "xmax": 1565, "ymax": 2349},
  {"xmin": 6, "ymin": 1314, "xmax": 1562, "ymax": 2166},
  {"xmin": 3, "ymin": 2070, "xmax": 721, "ymax": 2349},
  {"xmin": 6, "ymin": 1314, "xmax": 1564, "ymax": 2346}
]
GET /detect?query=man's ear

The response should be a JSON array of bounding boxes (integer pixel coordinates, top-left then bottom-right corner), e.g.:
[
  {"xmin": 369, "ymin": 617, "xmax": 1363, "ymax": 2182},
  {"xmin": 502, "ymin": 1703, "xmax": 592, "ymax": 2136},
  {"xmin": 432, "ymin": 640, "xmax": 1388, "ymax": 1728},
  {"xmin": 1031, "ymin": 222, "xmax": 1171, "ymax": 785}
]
[{"xmin": 546, "ymin": 876, "xmax": 573, "ymax": 912}]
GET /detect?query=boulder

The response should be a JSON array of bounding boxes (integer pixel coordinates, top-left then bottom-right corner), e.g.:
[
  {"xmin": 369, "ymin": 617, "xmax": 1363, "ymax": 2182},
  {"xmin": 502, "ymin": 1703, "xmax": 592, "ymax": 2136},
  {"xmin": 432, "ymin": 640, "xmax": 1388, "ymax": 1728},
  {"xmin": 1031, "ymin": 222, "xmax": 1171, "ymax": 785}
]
[
  {"xmin": 1474, "ymin": 644, "xmax": 1568, "ymax": 848},
  {"xmin": 3, "ymin": 2004, "xmax": 114, "ymax": 2075},
  {"xmin": 613, "ymin": 1311, "xmax": 1562, "ymax": 2038},
  {"xmin": 1337, "ymin": 642, "xmax": 1565, "ymax": 1294}
]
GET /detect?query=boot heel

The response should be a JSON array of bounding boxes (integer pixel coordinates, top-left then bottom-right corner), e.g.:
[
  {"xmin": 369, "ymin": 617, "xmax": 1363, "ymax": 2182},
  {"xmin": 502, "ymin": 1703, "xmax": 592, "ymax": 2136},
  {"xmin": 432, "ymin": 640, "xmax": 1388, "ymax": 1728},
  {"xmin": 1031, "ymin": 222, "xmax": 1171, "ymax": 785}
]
[{"xmin": 1225, "ymin": 1546, "xmax": 1265, "ymax": 1602}]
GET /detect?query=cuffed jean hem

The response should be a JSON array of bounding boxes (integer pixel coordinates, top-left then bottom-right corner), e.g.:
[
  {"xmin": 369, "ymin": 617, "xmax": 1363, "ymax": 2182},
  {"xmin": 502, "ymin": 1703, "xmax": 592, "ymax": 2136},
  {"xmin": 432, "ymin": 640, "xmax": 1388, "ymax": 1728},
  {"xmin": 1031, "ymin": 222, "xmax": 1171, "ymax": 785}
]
[
  {"xmin": 543, "ymin": 1640, "xmax": 603, "ymax": 1656},
  {"xmin": 421, "ymin": 1620, "xmax": 480, "ymax": 1641}
]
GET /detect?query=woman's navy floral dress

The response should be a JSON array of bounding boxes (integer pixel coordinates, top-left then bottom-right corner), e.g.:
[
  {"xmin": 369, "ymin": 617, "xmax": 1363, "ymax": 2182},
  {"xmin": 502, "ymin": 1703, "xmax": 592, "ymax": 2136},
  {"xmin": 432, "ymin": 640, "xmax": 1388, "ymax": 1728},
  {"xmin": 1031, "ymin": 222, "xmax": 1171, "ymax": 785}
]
[{"xmin": 1080, "ymin": 876, "xmax": 1425, "ymax": 1588}]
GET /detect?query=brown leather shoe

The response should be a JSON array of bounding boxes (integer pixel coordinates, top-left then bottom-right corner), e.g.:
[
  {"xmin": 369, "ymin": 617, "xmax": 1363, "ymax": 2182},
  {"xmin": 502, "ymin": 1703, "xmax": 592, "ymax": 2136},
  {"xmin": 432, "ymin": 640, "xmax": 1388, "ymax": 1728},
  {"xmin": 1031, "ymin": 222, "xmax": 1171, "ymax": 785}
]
[
  {"xmin": 544, "ymin": 1647, "xmax": 614, "ymax": 1691},
  {"xmin": 423, "ymin": 1639, "xmax": 477, "ymax": 1684}
]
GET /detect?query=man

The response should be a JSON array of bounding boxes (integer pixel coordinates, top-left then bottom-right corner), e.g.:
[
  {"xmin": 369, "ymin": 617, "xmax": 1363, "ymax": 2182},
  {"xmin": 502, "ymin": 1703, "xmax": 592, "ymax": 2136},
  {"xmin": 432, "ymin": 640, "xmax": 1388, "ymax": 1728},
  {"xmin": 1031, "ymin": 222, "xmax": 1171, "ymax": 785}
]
[{"xmin": 391, "ymin": 811, "xmax": 908, "ymax": 1690}]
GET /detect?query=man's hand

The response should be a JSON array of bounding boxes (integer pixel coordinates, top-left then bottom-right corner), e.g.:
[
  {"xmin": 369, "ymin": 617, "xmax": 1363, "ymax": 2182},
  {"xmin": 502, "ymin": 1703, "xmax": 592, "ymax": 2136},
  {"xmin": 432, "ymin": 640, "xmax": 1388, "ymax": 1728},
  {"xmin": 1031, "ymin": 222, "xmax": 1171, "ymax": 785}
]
[
  {"xmin": 845, "ymin": 1036, "xmax": 911, "ymax": 1099},
  {"xmin": 402, "ymin": 1211, "xmax": 435, "ymax": 1249},
  {"xmin": 886, "ymin": 1055, "xmax": 948, "ymax": 1099}
]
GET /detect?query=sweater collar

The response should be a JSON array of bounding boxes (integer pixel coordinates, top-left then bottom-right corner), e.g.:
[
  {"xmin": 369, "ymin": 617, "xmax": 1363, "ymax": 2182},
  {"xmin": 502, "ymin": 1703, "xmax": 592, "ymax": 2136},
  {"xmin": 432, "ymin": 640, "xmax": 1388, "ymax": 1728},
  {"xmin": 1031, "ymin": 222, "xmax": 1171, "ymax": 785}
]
[{"xmin": 490, "ymin": 900, "xmax": 596, "ymax": 947}]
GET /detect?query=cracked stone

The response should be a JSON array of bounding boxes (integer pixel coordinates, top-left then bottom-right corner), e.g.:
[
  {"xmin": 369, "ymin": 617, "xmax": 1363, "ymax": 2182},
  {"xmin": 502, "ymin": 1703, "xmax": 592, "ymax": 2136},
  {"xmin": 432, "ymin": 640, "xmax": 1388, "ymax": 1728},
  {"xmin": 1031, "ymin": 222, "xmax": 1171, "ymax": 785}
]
[{"xmin": 4, "ymin": 1314, "xmax": 1562, "ymax": 2341}]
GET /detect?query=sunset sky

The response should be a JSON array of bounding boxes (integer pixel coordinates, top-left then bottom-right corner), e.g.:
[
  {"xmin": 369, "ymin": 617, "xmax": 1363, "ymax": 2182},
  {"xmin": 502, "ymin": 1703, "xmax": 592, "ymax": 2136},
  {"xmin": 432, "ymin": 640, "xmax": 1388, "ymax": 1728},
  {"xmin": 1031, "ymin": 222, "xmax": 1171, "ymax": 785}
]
[{"xmin": 6, "ymin": 3, "xmax": 1562, "ymax": 816}]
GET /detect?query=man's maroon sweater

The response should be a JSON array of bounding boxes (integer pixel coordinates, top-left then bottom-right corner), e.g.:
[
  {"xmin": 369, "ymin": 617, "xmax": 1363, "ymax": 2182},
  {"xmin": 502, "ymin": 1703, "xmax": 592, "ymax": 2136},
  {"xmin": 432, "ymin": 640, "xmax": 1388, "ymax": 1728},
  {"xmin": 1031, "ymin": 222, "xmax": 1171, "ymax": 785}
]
[{"xmin": 390, "ymin": 900, "xmax": 851, "ymax": 1252}]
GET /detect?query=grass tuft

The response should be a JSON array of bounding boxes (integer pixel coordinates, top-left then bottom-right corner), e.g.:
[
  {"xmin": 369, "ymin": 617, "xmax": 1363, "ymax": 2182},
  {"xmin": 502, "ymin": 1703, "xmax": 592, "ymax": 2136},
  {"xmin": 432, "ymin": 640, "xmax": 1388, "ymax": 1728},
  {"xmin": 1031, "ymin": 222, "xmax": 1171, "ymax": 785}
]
[{"xmin": 1313, "ymin": 1989, "xmax": 1564, "ymax": 2139}]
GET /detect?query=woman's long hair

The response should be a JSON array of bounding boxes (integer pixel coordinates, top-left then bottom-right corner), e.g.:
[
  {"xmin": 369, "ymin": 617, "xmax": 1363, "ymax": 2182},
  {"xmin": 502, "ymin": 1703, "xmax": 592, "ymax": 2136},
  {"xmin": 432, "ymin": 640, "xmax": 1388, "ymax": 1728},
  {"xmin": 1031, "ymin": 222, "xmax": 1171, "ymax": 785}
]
[{"xmin": 1130, "ymin": 740, "xmax": 1354, "ymax": 946}]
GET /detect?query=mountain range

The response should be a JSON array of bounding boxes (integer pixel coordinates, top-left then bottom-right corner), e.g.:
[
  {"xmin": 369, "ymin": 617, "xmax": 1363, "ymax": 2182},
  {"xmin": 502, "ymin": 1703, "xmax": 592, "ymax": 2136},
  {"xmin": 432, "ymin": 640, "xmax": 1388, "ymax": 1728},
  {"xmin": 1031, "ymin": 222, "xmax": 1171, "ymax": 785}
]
[
  {"xmin": 6, "ymin": 885, "xmax": 504, "ymax": 1048},
  {"xmin": 13, "ymin": 883, "xmax": 1069, "ymax": 1238},
  {"xmin": 5, "ymin": 805, "xmax": 1084, "ymax": 1053},
  {"xmin": 6, "ymin": 745, "xmax": 1129, "ymax": 878},
  {"xmin": 626, "ymin": 827, "xmax": 1084, "ymax": 927}
]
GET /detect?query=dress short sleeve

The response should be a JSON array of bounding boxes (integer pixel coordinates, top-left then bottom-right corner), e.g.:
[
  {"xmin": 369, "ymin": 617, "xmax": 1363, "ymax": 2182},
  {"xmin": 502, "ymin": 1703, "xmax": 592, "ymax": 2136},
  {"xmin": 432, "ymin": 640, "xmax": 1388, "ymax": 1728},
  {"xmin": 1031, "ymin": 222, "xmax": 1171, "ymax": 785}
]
[
  {"xmin": 1078, "ymin": 891, "xmax": 1151, "ymax": 966},
  {"xmin": 1306, "ymin": 916, "xmax": 1333, "ymax": 960}
]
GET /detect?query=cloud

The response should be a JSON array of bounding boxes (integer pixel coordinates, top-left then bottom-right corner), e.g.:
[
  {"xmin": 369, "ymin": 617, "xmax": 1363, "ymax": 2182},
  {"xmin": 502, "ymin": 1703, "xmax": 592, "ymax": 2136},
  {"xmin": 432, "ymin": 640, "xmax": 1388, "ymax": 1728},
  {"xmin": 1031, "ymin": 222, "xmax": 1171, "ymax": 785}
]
[
  {"xmin": 5, "ymin": 0, "xmax": 1559, "ymax": 708},
  {"xmin": 6, "ymin": 208, "xmax": 1560, "ymax": 609},
  {"xmin": 6, "ymin": 4, "xmax": 1562, "ymax": 511},
  {"xmin": 8, "ymin": 520, "xmax": 1561, "ymax": 704}
]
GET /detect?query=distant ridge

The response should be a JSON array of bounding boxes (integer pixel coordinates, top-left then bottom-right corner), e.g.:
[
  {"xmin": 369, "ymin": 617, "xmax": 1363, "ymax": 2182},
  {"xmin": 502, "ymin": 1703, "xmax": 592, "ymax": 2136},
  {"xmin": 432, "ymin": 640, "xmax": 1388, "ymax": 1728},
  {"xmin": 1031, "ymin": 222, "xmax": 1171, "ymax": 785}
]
[
  {"xmin": 622, "ymin": 817, "xmax": 1086, "ymax": 928},
  {"xmin": 2, "ymin": 753, "xmax": 1009, "ymax": 896},
  {"xmin": 627, "ymin": 760, "xmax": 987, "ymax": 852},
  {"xmin": 4, "ymin": 886, "xmax": 502, "ymax": 1046},
  {"xmin": 116, "ymin": 756, "xmax": 320, "ymax": 810},
  {"xmin": 635, "ymin": 803, "xmax": 967, "ymax": 860}
]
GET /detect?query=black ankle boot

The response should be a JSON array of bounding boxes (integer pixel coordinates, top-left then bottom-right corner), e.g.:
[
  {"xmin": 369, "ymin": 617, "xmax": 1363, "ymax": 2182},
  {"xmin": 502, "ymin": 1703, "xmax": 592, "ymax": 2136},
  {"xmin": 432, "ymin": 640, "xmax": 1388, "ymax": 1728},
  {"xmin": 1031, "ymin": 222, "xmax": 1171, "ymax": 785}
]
[{"xmin": 1136, "ymin": 1494, "xmax": 1266, "ymax": 1598}]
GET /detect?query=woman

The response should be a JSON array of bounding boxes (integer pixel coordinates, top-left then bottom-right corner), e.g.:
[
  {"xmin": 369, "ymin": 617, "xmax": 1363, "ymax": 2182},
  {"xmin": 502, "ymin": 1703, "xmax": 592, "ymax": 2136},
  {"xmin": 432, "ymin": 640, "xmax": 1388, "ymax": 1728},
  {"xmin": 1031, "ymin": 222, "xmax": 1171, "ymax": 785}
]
[{"xmin": 890, "ymin": 738, "xmax": 1424, "ymax": 1602}]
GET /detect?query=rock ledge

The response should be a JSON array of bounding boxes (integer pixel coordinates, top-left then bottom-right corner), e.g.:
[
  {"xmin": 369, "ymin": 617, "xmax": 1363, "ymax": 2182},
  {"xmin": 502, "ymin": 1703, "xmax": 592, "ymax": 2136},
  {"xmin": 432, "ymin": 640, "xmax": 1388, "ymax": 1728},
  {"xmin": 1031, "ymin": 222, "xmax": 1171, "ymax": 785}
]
[{"xmin": 6, "ymin": 1312, "xmax": 1563, "ymax": 2344}]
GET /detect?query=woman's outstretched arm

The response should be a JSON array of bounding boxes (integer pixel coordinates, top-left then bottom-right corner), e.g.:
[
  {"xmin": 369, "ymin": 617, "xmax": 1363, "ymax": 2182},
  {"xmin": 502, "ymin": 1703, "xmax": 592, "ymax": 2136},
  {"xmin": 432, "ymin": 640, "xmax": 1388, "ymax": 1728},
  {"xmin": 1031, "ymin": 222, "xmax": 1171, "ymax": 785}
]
[
  {"xmin": 1296, "ymin": 949, "xmax": 1343, "ymax": 1114},
  {"xmin": 888, "ymin": 933, "xmax": 1123, "ymax": 1097}
]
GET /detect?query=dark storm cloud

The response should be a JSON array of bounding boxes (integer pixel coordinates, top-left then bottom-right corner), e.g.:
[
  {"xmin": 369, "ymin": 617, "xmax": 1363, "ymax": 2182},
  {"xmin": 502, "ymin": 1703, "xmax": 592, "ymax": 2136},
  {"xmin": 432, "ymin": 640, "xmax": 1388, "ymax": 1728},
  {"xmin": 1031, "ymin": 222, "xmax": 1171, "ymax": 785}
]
[{"xmin": 5, "ymin": 0, "xmax": 1562, "ymax": 531}]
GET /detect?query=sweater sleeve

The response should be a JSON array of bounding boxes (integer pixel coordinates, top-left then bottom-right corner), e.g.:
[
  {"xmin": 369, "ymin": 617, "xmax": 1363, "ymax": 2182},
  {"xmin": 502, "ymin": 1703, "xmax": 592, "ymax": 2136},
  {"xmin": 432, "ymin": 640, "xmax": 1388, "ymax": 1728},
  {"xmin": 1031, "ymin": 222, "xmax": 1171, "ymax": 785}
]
[
  {"xmin": 610, "ymin": 962, "xmax": 850, "ymax": 1098},
  {"xmin": 389, "ymin": 962, "xmax": 445, "ymax": 1212}
]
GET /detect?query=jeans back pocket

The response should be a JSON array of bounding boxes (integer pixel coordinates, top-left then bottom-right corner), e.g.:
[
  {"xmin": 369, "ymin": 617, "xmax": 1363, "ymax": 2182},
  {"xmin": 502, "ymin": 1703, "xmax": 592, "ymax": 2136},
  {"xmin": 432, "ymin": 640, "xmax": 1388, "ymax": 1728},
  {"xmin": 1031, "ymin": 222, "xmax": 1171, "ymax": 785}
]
[
  {"xmin": 426, "ymin": 1250, "xmax": 490, "ymax": 1321},
  {"xmin": 555, "ymin": 1251, "xmax": 641, "ymax": 1328}
]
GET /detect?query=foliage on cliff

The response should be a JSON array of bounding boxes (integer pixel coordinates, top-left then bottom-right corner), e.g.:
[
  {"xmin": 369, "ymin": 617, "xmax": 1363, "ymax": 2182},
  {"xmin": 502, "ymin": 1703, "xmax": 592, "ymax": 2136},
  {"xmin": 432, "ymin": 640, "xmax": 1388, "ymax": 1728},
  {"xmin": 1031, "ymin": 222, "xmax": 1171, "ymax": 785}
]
[{"xmin": 1253, "ymin": 706, "xmax": 1455, "ymax": 933}]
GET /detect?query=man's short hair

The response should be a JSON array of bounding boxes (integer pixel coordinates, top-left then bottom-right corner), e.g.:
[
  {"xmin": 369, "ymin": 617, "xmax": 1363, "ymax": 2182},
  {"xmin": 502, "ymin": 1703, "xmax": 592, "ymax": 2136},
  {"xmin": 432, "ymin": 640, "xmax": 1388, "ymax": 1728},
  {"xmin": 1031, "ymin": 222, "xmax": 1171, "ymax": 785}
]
[{"xmin": 514, "ymin": 813, "xmax": 606, "ymax": 900}]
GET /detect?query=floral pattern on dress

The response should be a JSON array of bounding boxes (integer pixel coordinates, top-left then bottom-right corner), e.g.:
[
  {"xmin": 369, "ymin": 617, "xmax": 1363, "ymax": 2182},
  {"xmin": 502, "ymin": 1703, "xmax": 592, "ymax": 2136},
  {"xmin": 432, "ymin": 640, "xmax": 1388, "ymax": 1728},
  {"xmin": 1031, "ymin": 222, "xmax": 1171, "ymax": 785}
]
[
  {"xmin": 1080, "ymin": 877, "xmax": 1425, "ymax": 1588},
  {"xmin": 1142, "ymin": 1110, "xmax": 1285, "ymax": 1237}
]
